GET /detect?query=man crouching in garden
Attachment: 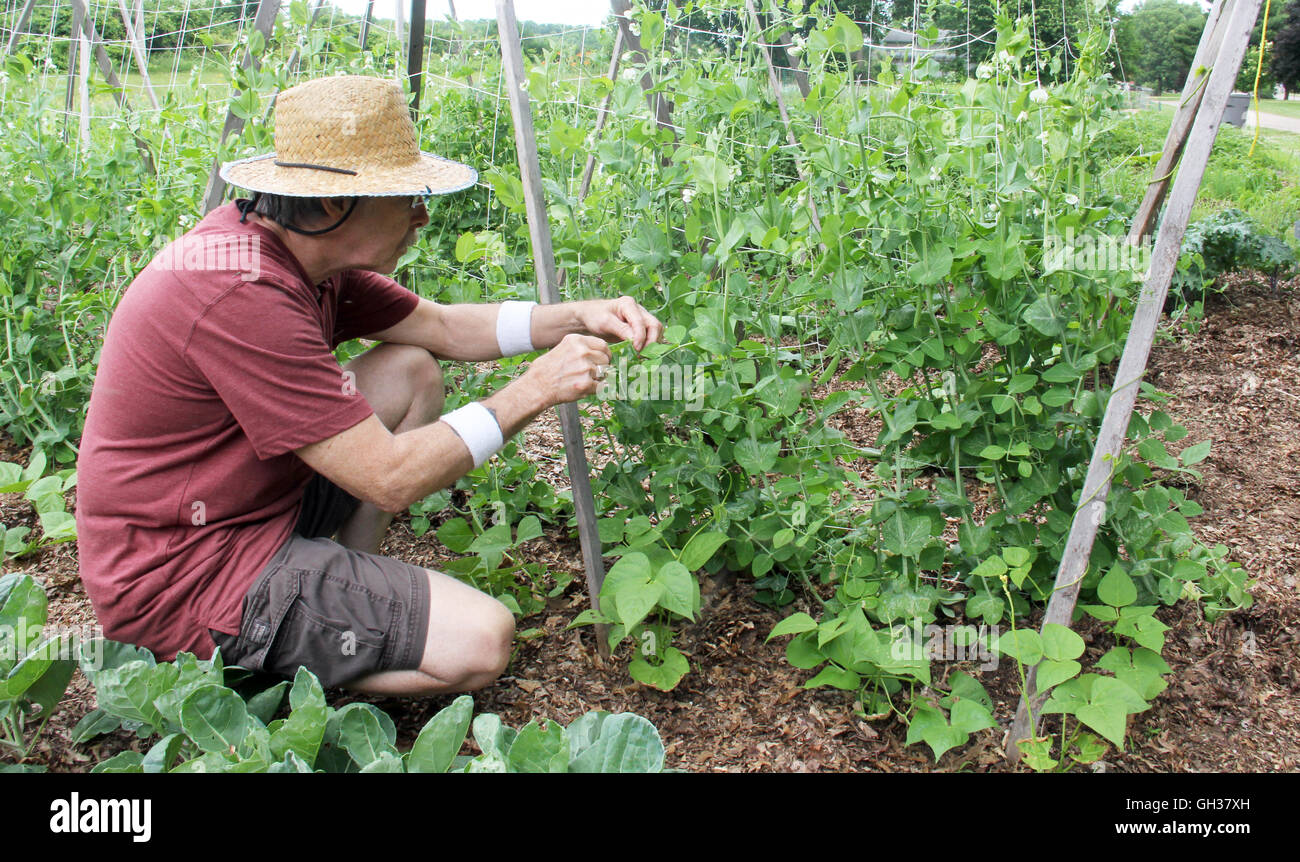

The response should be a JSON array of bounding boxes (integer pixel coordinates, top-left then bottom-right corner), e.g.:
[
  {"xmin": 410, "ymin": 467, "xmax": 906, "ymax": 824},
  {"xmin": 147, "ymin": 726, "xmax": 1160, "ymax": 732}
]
[{"xmin": 74, "ymin": 75, "xmax": 663, "ymax": 695}]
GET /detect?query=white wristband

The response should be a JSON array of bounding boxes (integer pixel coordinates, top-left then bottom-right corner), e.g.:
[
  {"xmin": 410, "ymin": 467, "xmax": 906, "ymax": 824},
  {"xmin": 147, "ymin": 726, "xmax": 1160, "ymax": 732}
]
[
  {"xmin": 496, "ymin": 300, "xmax": 537, "ymax": 357},
  {"xmin": 439, "ymin": 402, "xmax": 504, "ymax": 468}
]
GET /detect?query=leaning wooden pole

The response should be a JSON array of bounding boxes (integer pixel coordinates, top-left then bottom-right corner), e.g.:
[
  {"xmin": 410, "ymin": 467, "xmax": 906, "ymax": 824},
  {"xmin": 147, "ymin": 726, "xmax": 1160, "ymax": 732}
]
[
  {"xmin": 359, "ymin": 0, "xmax": 375, "ymax": 50},
  {"xmin": 67, "ymin": 0, "xmax": 156, "ymax": 174},
  {"xmin": 1126, "ymin": 0, "xmax": 1229, "ymax": 243},
  {"xmin": 744, "ymin": 0, "xmax": 821, "ymax": 235},
  {"xmin": 1005, "ymin": 0, "xmax": 1263, "ymax": 762},
  {"xmin": 117, "ymin": 0, "xmax": 160, "ymax": 110},
  {"xmin": 496, "ymin": 0, "xmax": 610, "ymax": 657},
  {"xmin": 609, "ymin": 0, "xmax": 676, "ymax": 144},
  {"xmin": 408, "ymin": 0, "xmax": 428, "ymax": 112},
  {"xmin": 3, "ymin": 0, "xmax": 37, "ymax": 56},
  {"xmin": 202, "ymin": 0, "xmax": 283, "ymax": 215}
]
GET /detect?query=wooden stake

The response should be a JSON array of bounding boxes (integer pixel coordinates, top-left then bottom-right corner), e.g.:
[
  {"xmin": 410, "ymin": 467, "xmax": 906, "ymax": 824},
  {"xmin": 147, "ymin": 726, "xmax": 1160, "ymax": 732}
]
[
  {"xmin": 408, "ymin": 0, "xmax": 427, "ymax": 112},
  {"xmin": 1005, "ymin": 0, "xmax": 1263, "ymax": 763},
  {"xmin": 201, "ymin": 0, "xmax": 283, "ymax": 215},
  {"xmin": 575, "ymin": 26, "xmax": 625, "ymax": 207},
  {"xmin": 3, "ymin": 0, "xmax": 37, "ymax": 57},
  {"xmin": 66, "ymin": 0, "xmax": 156, "ymax": 174},
  {"xmin": 496, "ymin": 0, "xmax": 610, "ymax": 657},
  {"xmin": 744, "ymin": 0, "xmax": 821, "ymax": 235},
  {"xmin": 609, "ymin": 0, "xmax": 676, "ymax": 145},
  {"xmin": 1127, "ymin": 0, "xmax": 1230, "ymax": 243},
  {"xmin": 360, "ymin": 0, "xmax": 375, "ymax": 50},
  {"xmin": 117, "ymin": 0, "xmax": 159, "ymax": 110}
]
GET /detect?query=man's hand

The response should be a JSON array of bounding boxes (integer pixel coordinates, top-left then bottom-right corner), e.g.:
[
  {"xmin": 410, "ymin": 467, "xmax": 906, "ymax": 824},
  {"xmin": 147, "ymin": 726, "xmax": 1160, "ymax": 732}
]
[
  {"xmin": 574, "ymin": 296, "xmax": 665, "ymax": 353},
  {"xmin": 511, "ymin": 334, "xmax": 611, "ymax": 418}
]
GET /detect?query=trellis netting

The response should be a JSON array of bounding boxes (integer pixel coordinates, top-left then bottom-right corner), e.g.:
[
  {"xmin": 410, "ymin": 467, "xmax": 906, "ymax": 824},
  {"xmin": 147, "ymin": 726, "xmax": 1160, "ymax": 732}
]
[{"xmin": 0, "ymin": 0, "xmax": 1245, "ymax": 734}]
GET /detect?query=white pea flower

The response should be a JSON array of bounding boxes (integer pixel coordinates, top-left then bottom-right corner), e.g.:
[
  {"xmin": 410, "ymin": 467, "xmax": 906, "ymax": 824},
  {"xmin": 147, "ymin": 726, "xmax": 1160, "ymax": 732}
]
[
  {"xmin": 976, "ymin": 64, "xmax": 993, "ymax": 79},
  {"xmin": 1016, "ymin": 111, "xmax": 1029, "ymax": 123},
  {"xmin": 1064, "ymin": 193, "xmax": 1079, "ymax": 206},
  {"xmin": 1030, "ymin": 87, "xmax": 1049, "ymax": 104},
  {"xmin": 682, "ymin": 187, "xmax": 695, "ymax": 203}
]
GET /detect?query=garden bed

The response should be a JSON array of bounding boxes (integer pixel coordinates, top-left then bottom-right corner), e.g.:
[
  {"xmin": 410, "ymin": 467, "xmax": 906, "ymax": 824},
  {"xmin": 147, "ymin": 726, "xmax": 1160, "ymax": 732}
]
[{"xmin": 7, "ymin": 272, "xmax": 1297, "ymax": 773}]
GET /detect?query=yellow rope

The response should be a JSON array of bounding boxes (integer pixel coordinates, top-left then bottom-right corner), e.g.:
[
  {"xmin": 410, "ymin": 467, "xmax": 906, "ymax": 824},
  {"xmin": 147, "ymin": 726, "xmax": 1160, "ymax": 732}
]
[{"xmin": 1249, "ymin": 0, "xmax": 1274, "ymax": 157}]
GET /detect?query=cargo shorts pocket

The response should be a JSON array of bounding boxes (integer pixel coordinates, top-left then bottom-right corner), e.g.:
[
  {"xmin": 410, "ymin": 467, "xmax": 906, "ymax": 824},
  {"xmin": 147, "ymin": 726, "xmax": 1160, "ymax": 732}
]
[{"xmin": 258, "ymin": 570, "xmax": 400, "ymax": 689}]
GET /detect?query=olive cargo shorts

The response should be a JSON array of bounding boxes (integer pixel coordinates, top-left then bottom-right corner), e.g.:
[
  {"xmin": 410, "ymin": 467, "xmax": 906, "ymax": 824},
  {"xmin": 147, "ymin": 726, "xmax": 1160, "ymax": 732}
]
[{"xmin": 209, "ymin": 474, "xmax": 431, "ymax": 688}]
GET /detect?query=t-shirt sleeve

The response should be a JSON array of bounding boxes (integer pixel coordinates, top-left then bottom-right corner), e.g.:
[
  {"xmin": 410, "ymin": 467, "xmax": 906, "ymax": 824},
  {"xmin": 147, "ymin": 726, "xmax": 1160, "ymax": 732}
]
[
  {"xmin": 186, "ymin": 280, "xmax": 377, "ymax": 460},
  {"xmin": 333, "ymin": 269, "xmax": 421, "ymax": 345}
]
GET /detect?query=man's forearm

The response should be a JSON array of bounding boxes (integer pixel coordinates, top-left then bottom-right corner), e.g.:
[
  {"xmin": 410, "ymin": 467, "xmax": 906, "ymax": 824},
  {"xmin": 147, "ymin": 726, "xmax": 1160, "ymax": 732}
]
[
  {"xmin": 427, "ymin": 300, "xmax": 590, "ymax": 361},
  {"xmin": 383, "ymin": 376, "xmax": 549, "ymax": 510}
]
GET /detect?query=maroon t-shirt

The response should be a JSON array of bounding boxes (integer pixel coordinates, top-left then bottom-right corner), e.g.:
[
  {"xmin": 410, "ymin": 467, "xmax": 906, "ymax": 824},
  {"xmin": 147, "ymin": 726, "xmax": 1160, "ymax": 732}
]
[{"xmin": 75, "ymin": 201, "xmax": 420, "ymax": 661}]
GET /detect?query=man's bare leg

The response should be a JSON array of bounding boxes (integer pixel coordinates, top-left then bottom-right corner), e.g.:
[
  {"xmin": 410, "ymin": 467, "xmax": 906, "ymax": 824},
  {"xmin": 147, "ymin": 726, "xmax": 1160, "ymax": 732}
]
[
  {"xmin": 326, "ymin": 343, "xmax": 515, "ymax": 696},
  {"xmin": 344, "ymin": 567, "xmax": 515, "ymax": 697},
  {"xmin": 335, "ymin": 343, "xmax": 445, "ymax": 554}
]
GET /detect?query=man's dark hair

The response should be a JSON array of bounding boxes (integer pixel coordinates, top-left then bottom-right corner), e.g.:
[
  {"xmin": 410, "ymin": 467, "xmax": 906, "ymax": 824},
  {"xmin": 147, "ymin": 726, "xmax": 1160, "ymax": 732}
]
[{"xmin": 246, "ymin": 193, "xmax": 359, "ymax": 236}]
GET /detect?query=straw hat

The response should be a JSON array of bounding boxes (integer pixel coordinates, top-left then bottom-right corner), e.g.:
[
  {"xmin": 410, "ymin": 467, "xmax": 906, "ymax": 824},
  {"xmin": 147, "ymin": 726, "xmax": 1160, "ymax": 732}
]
[{"xmin": 219, "ymin": 75, "xmax": 477, "ymax": 198}]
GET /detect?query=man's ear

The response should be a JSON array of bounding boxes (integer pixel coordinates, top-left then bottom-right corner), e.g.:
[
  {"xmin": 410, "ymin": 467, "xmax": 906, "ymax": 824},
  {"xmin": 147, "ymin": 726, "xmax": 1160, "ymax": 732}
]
[{"xmin": 320, "ymin": 196, "xmax": 355, "ymax": 219}]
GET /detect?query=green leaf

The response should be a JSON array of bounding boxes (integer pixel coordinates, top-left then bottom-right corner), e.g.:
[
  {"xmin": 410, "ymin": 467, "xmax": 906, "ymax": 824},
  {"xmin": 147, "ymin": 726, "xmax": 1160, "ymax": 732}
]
[
  {"xmin": 679, "ymin": 530, "xmax": 728, "ymax": 571},
  {"xmin": 1023, "ymin": 295, "xmax": 1067, "ymax": 337},
  {"xmin": 515, "ymin": 515, "xmax": 543, "ymax": 544},
  {"xmin": 629, "ymin": 647, "xmax": 690, "ymax": 691},
  {"xmin": 506, "ymin": 720, "xmax": 569, "ymax": 773},
  {"xmin": 1179, "ymin": 440, "xmax": 1212, "ymax": 466},
  {"xmin": 653, "ymin": 561, "xmax": 697, "ymax": 620},
  {"xmin": 949, "ymin": 698, "xmax": 995, "ymax": 734},
  {"xmin": 142, "ymin": 733, "xmax": 186, "ymax": 773},
  {"xmin": 994, "ymin": 629, "xmax": 1043, "ymax": 665},
  {"xmin": 180, "ymin": 685, "xmax": 251, "ymax": 756},
  {"xmin": 71, "ymin": 708, "xmax": 122, "ymax": 743},
  {"xmin": 804, "ymin": 664, "xmax": 861, "ymax": 690},
  {"xmin": 91, "ymin": 751, "xmax": 145, "ymax": 774},
  {"xmin": 436, "ymin": 517, "xmax": 475, "ymax": 553},
  {"xmin": 337, "ymin": 703, "xmax": 398, "ymax": 766},
  {"xmin": 1097, "ymin": 566, "xmax": 1137, "ymax": 607},
  {"xmin": 613, "ymin": 582, "xmax": 663, "ymax": 631},
  {"xmin": 767, "ymin": 612, "xmax": 818, "ymax": 641},
  {"xmin": 882, "ymin": 513, "xmax": 931, "ymax": 558},
  {"xmin": 406, "ymin": 695, "xmax": 473, "ymax": 774},
  {"xmin": 1036, "ymin": 658, "xmax": 1081, "ymax": 691},
  {"xmin": 906, "ymin": 702, "xmax": 966, "ymax": 761},
  {"xmin": 567, "ymin": 713, "xmax": 665, "ymax": 773},
  {"xmin": 1041, "ymin": 623, "xmax": 1085, "ymax": 661},
  {"xmin": 970, "ymin": 556, "xmax": 1008, "ymax": 578},
  {"xmin": 270, "ymin": 668, "xmax": 327, "ymax": 766},
  {"xmin": 245, "ymin": 681, "xmax": 289, "ymax": 725}
]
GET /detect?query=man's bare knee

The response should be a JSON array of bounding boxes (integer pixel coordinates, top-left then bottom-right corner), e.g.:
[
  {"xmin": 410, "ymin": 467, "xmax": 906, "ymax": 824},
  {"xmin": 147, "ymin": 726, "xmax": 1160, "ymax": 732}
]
[{"xmin": 422, "ymin": 598, "xmax": 515, "ymax": 689}]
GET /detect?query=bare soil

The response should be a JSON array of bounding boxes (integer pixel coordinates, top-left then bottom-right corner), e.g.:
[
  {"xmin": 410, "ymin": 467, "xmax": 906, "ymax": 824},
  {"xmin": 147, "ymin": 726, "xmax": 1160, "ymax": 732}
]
[{"xmin": 3, "ymin": 272, "xmax": 1297, "ymax": 772}]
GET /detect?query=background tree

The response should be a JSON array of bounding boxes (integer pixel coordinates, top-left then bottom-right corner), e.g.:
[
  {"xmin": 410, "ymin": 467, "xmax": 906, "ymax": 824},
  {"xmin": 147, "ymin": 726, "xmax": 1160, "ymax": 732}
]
[
  {"xmin": 1113, "ymin": 0, "xmax": 1205, "ymax": 92},
  {"xmin": 1272, "ymin": 0, "xmax": 1300, "ymax": 98}
]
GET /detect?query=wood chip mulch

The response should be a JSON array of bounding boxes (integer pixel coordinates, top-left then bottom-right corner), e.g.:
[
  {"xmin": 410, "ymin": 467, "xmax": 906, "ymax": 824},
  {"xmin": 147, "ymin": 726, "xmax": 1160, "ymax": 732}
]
[{"xmin": 3, "ymin": 272, "xmax": 1297, "ymax": 772}]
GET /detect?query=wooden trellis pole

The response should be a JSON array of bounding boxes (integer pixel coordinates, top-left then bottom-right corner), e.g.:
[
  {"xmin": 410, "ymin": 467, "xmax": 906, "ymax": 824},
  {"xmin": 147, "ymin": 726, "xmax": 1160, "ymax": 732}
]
[
  {"xmin": 65, "ymin": 0, "xmax": 155, "ymax": 174},
  {"xmin": 202, "ymin": 0, "xmax": 282, "ymax": 215},
  {"xmin": 359, "ymin": 0, "xmax": 375, "ymax": 50},
  {"xmin": 744, "ymin": 0, "xmax": 821, "ymax": 235},
  {"xmin": 575, "ymin": 25, "xmax": 625, "ymax": 208},
  {"xmin": 3, "ymin": 0, "xmax": 37, "ymax": 56},
  {"xmin": 117, "ymin": 0, "xmax": 159, "ymax": 110},
  {"xmin": 1004, "ymin": 0, "xmax": 1263, "ymax": 763},
  {"xmin": 408, "ymin": 0, "xmax": 427, "ymax": 112},
  {"xmin": 496, "ymin": 0, "xmax": 610, "ymax": 657},
  {"xmin": 609, "ymin": 0, "xmax": 676, "ymax": 144},
  {"xmin": 1127, "ymin": 0, "xmax": 1230, "ymax": 244}
]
